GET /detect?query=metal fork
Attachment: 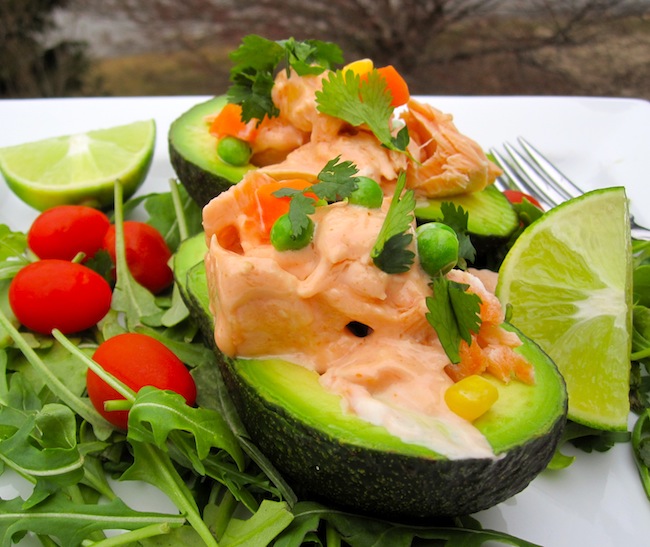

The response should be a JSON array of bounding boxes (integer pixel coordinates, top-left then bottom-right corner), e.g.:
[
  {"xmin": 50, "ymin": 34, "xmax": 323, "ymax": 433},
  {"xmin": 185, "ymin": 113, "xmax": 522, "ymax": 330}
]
[{"xmin": 490, "ymin": 137, "xmax": 650, "ymax": 241}]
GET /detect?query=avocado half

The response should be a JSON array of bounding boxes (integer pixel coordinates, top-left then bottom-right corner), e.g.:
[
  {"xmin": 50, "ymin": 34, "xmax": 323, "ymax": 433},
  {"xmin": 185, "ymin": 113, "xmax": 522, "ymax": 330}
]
[
  {"xmin": 168, "ymin": 96, "xmax": 256, "ymax": 208},
  {"xmin": 174, "ymin": 234, "xmax": 568, "ymax": 520},
  {"xmin": 168, "ymin": 97, "xmax": 519, "ymax": 242}
]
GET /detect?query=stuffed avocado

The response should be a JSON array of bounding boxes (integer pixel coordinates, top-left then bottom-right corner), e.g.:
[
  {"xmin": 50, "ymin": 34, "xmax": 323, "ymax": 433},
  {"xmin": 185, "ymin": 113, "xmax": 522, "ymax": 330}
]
[
  {"xmin": 174, "ymin": 233, "xmax": 567, "ymax": 519},
  {"xmin": 171, "ymin": 36, "xmax": 567, "ymax": 520}
]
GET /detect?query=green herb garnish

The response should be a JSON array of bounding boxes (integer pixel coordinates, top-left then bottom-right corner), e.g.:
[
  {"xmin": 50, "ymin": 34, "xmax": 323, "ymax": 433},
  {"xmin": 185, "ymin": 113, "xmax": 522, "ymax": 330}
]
[
  {"xmin": 425, "ymin": 276, "xmax": 482, "ymax": 364},
  {"xmin": 315, "ymin": 68, "xmax": 410, "ymax": 153},
  {"xmin": 370, "ymin": 172, "xmax": 415, "ymax": 273},
  {"xmin": 273, "ymin": 156, "xmax": 360, "ymax": 239},
  {"xmin": 438, "ymin": 201, "xmax": 476, "ymax": 269},
  {"xmin": 228, "ymin": 35, "xmax": 343, "ymax": 123}
]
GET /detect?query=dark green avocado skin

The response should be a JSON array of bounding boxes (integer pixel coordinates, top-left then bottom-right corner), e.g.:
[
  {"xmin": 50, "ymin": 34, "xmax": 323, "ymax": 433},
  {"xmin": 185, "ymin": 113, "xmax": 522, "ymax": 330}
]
[
  {"xmin": 220, "ymin": 353, "xmax": 566, "ymax": 520},
  {"xmin": 169, "ymin": 143, "xmax": 234, "ymax": 208}
]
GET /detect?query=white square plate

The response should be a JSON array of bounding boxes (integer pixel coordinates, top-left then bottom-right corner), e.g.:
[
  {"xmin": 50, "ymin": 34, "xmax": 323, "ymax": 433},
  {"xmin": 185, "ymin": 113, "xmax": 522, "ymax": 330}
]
[{"xmin": 0, "ymin": 95, "xmax": 649, "ymax": 546}]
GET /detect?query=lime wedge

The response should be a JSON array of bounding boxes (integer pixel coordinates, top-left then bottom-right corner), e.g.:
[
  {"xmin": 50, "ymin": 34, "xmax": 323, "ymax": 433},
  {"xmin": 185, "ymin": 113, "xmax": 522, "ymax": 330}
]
[
  {"xmin": 496, "ymin": 187, "xmax": 632, "ymax": 430},
  {"xmin": 0, "ymin": 119, "xmax": 156, "ymax": 211}
]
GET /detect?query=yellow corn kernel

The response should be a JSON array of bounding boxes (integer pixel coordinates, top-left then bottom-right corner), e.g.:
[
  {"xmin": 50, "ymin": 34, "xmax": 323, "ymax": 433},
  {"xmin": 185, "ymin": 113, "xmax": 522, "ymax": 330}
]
[
  {"xmin": 444, "ymin": 375, "xmax": 499, "ymax": 422},
  {"xmin": 342, "ymin": 58, "xmax": 374, "ymax": 77}
]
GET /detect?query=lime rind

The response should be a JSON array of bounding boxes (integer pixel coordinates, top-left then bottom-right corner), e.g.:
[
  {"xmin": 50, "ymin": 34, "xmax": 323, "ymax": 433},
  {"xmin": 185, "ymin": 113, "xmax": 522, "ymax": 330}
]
[
  {"xmin": 496, "ymin": 187, "xmax": 632, "ymax": 430},
  {"xmin": 0, "ymin": 119, "xmax": 156, "ymax": 210}
]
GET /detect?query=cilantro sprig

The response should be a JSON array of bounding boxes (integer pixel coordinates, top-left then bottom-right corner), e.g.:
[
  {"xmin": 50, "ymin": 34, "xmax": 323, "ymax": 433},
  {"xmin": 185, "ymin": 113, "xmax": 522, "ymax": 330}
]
[
  {"xmin": 421, "ymin": 202, "xmax": 482, "ymax": 362},
  {"xmin": 228, "ymin": 35, "xmax": 343, "ymax": 123},
  {"xmin": 315, "ymin": 68, "xmax": 410, "ymax": 153},
  {"xmin": 273, "ymin": 156, "xmax": 360, "ymax": 239},
  {"xmin": 425, "ymin": 277, "xmax": 482, "ymax": 364},
  {"xmin": 438, "ymin": 201, "xmax": 477, "ymax": 269},
  {"xmin": 370, "ymin": 172, "xmax": 416, "ymax": 273}
]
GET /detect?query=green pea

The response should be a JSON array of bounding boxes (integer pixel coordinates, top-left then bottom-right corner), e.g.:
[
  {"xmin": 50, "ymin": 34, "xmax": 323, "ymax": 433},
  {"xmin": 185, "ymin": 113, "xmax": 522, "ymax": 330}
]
[
  {"xmin": 217, "ymin": 136, "xmax": 252, "ymax": 166},
  {"xmin": 270, "ymin": 214, "xmax": 314, "ymax": 251},
  {"xmin": 416, "ymin": 222, "xmax": 459, "ymax": 277},
  {"xmin": 348, "ymin": 176, "xmax": 384, "ymax": 208}
]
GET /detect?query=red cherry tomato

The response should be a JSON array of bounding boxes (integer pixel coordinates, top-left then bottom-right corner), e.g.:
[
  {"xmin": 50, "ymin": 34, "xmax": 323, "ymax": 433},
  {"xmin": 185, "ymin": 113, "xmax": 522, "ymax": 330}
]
[
  {"xmin": 103, "ymin": 221, "xmax": 173, "ymax": 294},
  {"xmin": 8, "ymin": 259, "xmax": 113, "ymax": 334},
  {"xmin": 502, "ymin": 189, "xmax": 542, "ymax": 209},
  {"xmin": 27, "ymin": 205, "xmax": 111, "ymax": 261},
  {"xmin": 87, "ymin": 332, "xmax": 197, "ymax": 429}
]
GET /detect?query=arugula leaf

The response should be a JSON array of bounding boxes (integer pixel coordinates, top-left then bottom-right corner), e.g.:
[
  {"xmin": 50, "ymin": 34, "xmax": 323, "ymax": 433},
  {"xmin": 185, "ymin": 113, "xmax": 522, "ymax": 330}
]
[
  {"xmin": 426, "ymin": 276, "xmax": 482, "ymax": 364},
  {"xmin": 110, "ymin": 181, "xmax": 166, "ymax": 331},
  {"xmin": 633, "ymin": 410, "xmax": 650, "ymax": 500},
  {"xmin": 0, "ymin": 492, "xmax": 186, "ymax": 546},
  {"xmin": 0, "ymin": 224, "xmax": 29, "ymax": 281},
  {"xmin": 228, "ymin": 35, "xmax": 343, "ymax": 123},
  {"xmin": 141, "ymin": 182, "xmax": 203, "ymax": 253},
  {"xmin": 127, "ymin": 386, "xmax": 245, "ymax": 472},
  {"xmin": 120, "ymin": 440, "xmax": 218, "ymax": 546},
  {"xmin": 0, "ymin": 406, "xmax": 84, "ymax": 508},
  {"xmin": 220, "ymin": 499, "xmax": 293, "ymax": 546},
  {"xmin": 371, "ymin": 172, "xmax": 416, "ymax": 273},
  {"xmin": 315, "ymin": 69, "xmax": 409, "ymax": 153},
  {"xmin": 274, "ymin": 501, "xmax": 541, "ymax": 547}
]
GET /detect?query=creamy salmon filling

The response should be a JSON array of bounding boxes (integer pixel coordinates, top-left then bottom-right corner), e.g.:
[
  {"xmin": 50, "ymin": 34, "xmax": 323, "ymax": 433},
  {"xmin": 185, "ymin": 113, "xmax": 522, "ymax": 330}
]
[
  {"xmin": 203, "ymin": 172, "xmax": 531, "ymax": 460},
  {"xmin": 244, "ymin": 69, "xmax": 500, "ymax": 197}
]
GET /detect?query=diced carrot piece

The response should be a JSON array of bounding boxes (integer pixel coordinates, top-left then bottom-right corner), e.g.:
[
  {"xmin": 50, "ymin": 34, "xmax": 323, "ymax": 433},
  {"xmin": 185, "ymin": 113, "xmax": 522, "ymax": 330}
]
[
  {"xmin": 209, "ymin": 103, "xmax": 259, "ymax": 142},
  {"xmin": 376, "ymin": 65, "xmax": 410, "ymax": 107}
]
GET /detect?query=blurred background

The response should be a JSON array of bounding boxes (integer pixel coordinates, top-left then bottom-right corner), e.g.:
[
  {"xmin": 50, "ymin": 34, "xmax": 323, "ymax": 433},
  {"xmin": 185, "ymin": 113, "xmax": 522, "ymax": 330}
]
[{"xmin": 2, "ymin": 0, "xmax": 649, "ymax": 99}]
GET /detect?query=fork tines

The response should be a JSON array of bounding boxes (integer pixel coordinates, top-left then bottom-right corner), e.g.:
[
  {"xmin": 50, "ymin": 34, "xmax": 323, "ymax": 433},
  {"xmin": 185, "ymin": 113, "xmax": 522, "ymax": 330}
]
[{"xmin": 490, "ymin": 138, "xmax": 580, "ymax": 210}]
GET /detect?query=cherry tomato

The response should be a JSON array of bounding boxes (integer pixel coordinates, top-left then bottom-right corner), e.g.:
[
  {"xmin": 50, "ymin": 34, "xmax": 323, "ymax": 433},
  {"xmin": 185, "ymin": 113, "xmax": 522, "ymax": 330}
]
[
  {"xmin": 27, "ymin": 205, "xmax": 110, "ymax": 261},
  {"xmin": 8, "ymin": 259, "xmax": 112, "ymax": 334},
  {"xmin": 502, "ymin": 189, "xmax": 542, "ymax": 209},
  {"xmin": 86, "ymin": 332, "xmax": 197, "ymax": 429},
  {"xmin": 103, "ymin": 221, "xmax": 173, "ymax": 294}
]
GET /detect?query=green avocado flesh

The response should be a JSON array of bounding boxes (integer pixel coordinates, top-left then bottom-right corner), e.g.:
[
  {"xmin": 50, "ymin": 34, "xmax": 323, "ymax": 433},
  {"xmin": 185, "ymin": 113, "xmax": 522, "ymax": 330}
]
[
  {"xmin": 168, "ymin": 96, "xmax": 255, "ymax": 207},
  {"xmin": 415, "ymin": 185, "xmax": 519, "ymax": 239},
  {"xmin": 175, "ymin": 231, "xmax": 567, "ymax": 519}
]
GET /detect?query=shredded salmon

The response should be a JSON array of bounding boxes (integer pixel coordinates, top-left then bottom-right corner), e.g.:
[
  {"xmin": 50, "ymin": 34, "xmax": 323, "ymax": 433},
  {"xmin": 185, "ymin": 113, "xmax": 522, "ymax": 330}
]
[
  {"xmin": 400, "ymin": 99, "xmax": 502, "ymax": 198},
  {"xmin": 444, "ymin": 270, "xmax": 535, "ymax": 385}
]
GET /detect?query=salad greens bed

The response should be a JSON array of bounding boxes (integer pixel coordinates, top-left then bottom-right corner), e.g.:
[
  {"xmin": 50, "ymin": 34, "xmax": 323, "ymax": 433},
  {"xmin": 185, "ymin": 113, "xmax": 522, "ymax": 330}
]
[{"xmin": 0, "ymin": 177, "xmax": 648, "ymax": 546}]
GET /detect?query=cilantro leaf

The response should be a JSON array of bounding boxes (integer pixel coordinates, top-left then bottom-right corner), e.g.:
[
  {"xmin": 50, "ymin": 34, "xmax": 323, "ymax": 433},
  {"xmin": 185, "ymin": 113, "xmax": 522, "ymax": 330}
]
[
  {"xmin": 310, "ymin": 156, "xmax": 359, "ymax": 202},
  {"xmin": 373, "ymin": 233, "xmax": 415, "ymax": 274},
  {"xmin": 316, "ymin": 69, "xmax": 409, "ymax": 153},
  {"xmin": 279, "ymin": 37, "xmax": 344, "ymax": 77},
  {"xmin": 287, "ymin": 192, "xmax": 317, "ymax": 238},
  {"xmin": 371, "ymin": 172, "xmax": 416, "ymax": 273},
  {"xmin": 273, "ymin": 157, "xmax": 359, "ymax": 239},
  {"xmin": 440, "ymin": 202, "xmax": 476, "ymax": 267},
  {"xmin": 426, "ymin": 277, "xmax": 482, "ymax": 363},
  {"xmin": 228, "ymin": 35, "xmax": 342, "ymax": 123}
]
